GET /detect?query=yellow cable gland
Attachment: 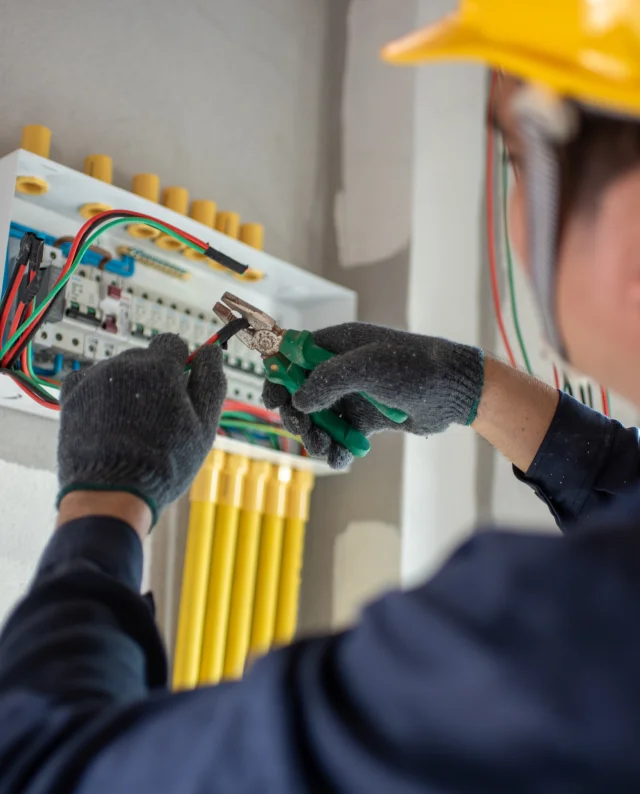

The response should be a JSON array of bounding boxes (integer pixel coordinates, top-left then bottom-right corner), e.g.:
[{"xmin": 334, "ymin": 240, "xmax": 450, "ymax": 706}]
[
  {"xmin": 15, "ymin": 176, "xmax": 49, "ymax": 196},
  {"xmin": 79, "ymin": 202, "xmax": 113, "ymax": 219}
]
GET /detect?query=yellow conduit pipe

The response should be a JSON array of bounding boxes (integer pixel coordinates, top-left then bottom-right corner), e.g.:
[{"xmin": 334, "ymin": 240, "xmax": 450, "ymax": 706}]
[
  {"xmin": 249, "ymin": 465, "xmax": 292, "ymax": 660},
  {"xmin": 173, "ymin": 450, "xmax": 226, "ymax": 691},
  {"xmin": 223, "ymin": 461, "xmax": 272, "ymax": 681},
  {"xmin": 274, "ymin": 470, "xmax": 315, "ymax": 646},
  {"xmin": 199, "ymin": 454, "xmax": 249, "ymax": 685}
]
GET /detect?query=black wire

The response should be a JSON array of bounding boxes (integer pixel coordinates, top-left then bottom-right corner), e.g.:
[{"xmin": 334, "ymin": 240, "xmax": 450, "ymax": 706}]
[
  {"xmin": 587, "ymin": 383, "xmax": 594, "ymax": 409},
  {"xmin": 0, "ymin": 368, "xmax": 59, "ymax": 405},
  {"xmin": 0, "ymin": 262, "xmax": 28, "ymax": 342},
  {"xmin": 3, "ymin": 213, "xmax": 135, "ymax": 367},
  {"xmin": 217, "ymin": 317, "xmax": 250, "ymax": 348},
  {"xmin": 563, "ymin": 374, "xmax": 574, "ymax": 398}
]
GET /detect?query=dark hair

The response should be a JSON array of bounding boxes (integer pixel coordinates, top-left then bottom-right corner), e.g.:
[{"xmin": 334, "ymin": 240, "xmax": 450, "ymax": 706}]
[{"xmin": 562, "ymin": 110, "xmax": 640, "ymax": 212}]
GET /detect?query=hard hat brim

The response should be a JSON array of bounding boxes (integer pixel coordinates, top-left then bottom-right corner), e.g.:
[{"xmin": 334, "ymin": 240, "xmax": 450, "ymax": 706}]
[{"xmin": 382, "ymin": 14, "xmax": 640, "ymax": 118}]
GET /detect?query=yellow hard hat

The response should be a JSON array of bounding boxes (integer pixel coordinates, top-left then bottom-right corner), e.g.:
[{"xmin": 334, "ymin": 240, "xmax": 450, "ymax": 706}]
[{"xmin": 382, "ymin": 0, "xmax": 640, "ymax": 117}]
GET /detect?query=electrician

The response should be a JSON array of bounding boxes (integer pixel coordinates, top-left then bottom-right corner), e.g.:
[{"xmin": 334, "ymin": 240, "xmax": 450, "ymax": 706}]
[{"xmin": 2, "ymin": 1, "xmax": 640, "ymax": 791}]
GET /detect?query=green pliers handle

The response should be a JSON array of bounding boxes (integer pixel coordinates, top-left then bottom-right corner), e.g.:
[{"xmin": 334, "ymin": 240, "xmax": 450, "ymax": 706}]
[
  {"xmin": 279, "ymin": 329, "xmax": 409, "ymax": 425},
  {"xmin": 265, "ymin": 355, "xmax": 371, "ymax": 458}
]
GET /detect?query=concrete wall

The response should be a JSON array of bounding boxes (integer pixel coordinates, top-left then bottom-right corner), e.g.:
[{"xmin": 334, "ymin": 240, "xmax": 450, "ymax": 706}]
[
  {"xmin": 0, "ymin": 0, "xmax": 332, "ymax": 630},
  {"xmin": 297, "ymin": 0, "xmax": 417, "ymax": 633},
  {"xmin": 0, "ymin": 0, "xmax": 331, "ymax": 468}
]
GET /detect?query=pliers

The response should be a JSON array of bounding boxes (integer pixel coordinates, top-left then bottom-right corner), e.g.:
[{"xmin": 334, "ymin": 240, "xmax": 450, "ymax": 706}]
[{"xmin": 213, "ymin": 292, "xmax": 407, "ymax": 458}]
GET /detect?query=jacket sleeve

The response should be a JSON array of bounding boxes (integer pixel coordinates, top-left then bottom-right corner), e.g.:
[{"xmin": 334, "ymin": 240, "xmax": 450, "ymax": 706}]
[
  {"xmin": 1, "ymin": 512, "xmax": 640, "ymax": 792},
  {"xmin": 514, "ymin": 391, "xmax": 640, "ymax": 530}
]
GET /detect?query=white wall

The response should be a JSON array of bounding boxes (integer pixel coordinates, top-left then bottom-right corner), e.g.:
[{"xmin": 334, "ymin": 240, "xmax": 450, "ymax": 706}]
[{"xmin": 401, "ymin": 0, "xmax": 488, "ymax": 584}]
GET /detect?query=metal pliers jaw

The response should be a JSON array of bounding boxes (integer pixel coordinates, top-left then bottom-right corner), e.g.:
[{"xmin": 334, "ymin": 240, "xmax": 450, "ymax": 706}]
[{"xmin": 213, "ymin": 292, "xmax": 284, "ymax": 359}]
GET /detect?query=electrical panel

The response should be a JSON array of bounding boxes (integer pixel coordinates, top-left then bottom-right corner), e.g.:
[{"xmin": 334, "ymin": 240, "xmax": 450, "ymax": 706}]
[
  {"xmin": 0, "ymin": 148, "xmax": 358, "ymax": 473},
  {"xmin": 6, "ymin": 238, "xmax": 265, "ymax": 405}
]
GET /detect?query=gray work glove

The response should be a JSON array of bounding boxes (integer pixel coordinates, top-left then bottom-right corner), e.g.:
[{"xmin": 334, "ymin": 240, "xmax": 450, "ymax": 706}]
[
  {"xmin": 58, "ymin": 334, "xmax": 226, "ymax": 523},
  {"xmin": 263, "ymin": 323, "xmax": 484, "ymax": 469}
]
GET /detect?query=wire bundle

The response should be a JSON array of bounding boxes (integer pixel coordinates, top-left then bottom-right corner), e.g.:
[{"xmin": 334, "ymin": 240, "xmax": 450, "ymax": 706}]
[
  {"xmin": 219, "ymin": 400, "xmax": 300, "ymax": 453},
  {"xmin": 0, "ymin": 210, "xmax": 248, "ymax": 410},
  {"xmin": 486, "ymin": 74, "xmax": 611, "ymax": 416}
]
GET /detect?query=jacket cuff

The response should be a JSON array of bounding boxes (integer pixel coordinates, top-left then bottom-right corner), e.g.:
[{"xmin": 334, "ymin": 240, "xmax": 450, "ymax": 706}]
[{"xmin": 514, "ymin": 392, "xmax": 616, "ymax": 527}]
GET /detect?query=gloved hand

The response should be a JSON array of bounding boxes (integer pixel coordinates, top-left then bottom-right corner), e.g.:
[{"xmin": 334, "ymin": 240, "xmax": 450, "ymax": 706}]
[
  {"xmin": 58, "ymin": 334, "xmax": 226, "ymax": 523},
  {"xmin": 263, "ymin": 323, "xmax": 484, "ymax": 469}
]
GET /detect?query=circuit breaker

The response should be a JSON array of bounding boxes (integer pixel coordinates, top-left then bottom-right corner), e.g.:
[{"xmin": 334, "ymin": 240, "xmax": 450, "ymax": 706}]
[{"xmin": 0, "ymin": 147, "xmax": 357, "ymax": 470}]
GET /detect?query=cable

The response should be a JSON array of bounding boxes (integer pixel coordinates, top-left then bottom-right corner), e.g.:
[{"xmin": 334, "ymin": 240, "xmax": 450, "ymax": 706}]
[
  {"xmin": 1, "ymin": 212, "xmax": 249, "ymax": 367},
  {"xmin": 0, "ymin": 212, "xmax": 249, "ymax": 411},
  {"xmin": 552, "ymin": 364, "xmax": 560, "ymax": 390},
  {"xmin": 223, "ymin": 400, "xmax": 280, "ymax": 424},
  {"xmin": 185, "ymin": 318, "xmax": 250, "ymax": 366},
  {"xmin": 600, "ymin": 386, "xmax": 610, "ymax": 417},
  {"xmin": 0, "ymin": 263, "xmax": 26, "ymax": 344},
  {"xmin": 563, "ymin": 373, "xmax": 574, "ymax": 398},
  {"xmin": 487, "ymin": 73, "xmax": 518, "ymax": 368},
  {"xmin": 218, "ymin": 420, "xmax": 300, "ymax": 442},
  {"xmin": 502, "ymin": 146, "xmax": 533, "ymax": 374}
]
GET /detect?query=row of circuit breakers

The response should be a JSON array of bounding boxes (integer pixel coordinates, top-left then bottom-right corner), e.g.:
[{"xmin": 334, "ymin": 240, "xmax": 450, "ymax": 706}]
[{"xmin": 8, "ymin": 238, "xmax": 266, "ymax": 405}]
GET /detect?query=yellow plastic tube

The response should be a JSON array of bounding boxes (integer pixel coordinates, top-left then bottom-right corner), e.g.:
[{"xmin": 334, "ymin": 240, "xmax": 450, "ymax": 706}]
[
  {"xmin": 223, "ymin": 461, "xmax": 272, "ymax": 681},
  {"xmin": 184, "ymin": 200, "xmax": 217, "ymax": 262},
  {"xmin": 156, "ymin": 186, "xmax": 189, "ymax": 252},
  {"xmin": 21, "ymin": 124, "xmax": 51, "ymax": 158},
  {"xmin": 173, "ymin": 450, "xmax": 226, "ymax": 691},
  {"xmin": 84, "ymin": 154, "xmax": 113, "ymax": 184},
  {"xmin": 128, "ymin": 174, "xmax": 161, "ymax": 240},
  {"xmin": 215, "ymin": 211, "xmax": 240, "ymax": 239},
  {"xmin": 199, "ymin": 454, "xmax": 249, "ymax": 685},
  {"xmin": 249, "ymin": 465, "xmax": 292, "ymax": 660},
  {"xmin": 240, "ymin": 223, "xmax": 264, "ymax": 251},
  {"xmin": 274, "ymin": 470, "xmax": 315, "ymax": 646},
  {"xmin": 17, "ymin": 125, "xmax": 52, "ymax": 195}
]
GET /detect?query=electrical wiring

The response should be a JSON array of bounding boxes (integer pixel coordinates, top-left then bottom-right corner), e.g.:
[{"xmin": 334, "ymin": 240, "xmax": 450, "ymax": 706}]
[
  {"xmin": 1, "ymin": 212, "xmax": 338, "ymax": 448},
  {"xmin": 218, "ymin": 419, "xmax": 300, "ymax": 443},
  {"xmin": 1, "ymin": 210, "xmax": 249, "ymax": 367},
  {"xmin": 601, "ymin": 387, "xmax": 610, "ymax": 417},
  {"xmin": 563, "ymin": 374, "xmax": 574, "ymax": 398},
  {"xmin": 487, "ymin": 73, "xmax": 518, "ymax": 368},
  {"xmin": 0, "ymin": 211, "xmax": 251, "ymax": 409},
  {"xmin": 502, "ymin": 147, "xmax": 533, "ymax": 374},
  {"xmin": 222, "ymin": 400, "xmax": 281, "ymax": 424}
]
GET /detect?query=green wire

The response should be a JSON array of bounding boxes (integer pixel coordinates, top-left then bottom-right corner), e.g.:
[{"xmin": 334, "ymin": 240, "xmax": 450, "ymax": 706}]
[
  {"xmin": 502, "ymin": 148, "xmax": 533, "ymax": 375},
  {"xmin": 219, "ymin": 419, "xmax": 300, "ymax": 442},
  {"xmin": 0, "ymin": 217, "xmax": 201, "ymax": 361}
]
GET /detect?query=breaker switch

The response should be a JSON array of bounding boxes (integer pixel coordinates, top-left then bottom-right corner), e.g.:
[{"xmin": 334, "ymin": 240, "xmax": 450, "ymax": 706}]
[
  {"xmin": 107, "ymin": 285, "xmax": 122, "ymax": 299},
  {"xmin": 103, "ymin": 315, "xmax": 118, "ymax": 334}
]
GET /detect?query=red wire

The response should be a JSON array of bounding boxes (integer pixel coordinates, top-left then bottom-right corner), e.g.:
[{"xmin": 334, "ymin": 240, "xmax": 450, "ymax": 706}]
[
  {"xmin": 487, "ymin": 74, "xmax": 518, "ymax": 368},
  {"xmin": 600, "ymin": 386, "xmax": 610, "ymax": 417},
  {"xmin": 9, "ymin": 374, "xmax": 59, "ymax": 411},
  {"xmin": 5, "ymin": 210, "xmax": 211, "ymax": 365},
  {"xmin": 552, "ymin": 364, "xmax": 560, "ymax": 390},
  {"xmin": 186, "ymin": 331, "xmax": 220, "ymax": 365},
  {"xmin": 223, "ymin": 400, "xmax": 281, "ymax": 424},
  {"xmin": 0, "ymin": 263, "xmax": 26, "ymax": 344}
]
